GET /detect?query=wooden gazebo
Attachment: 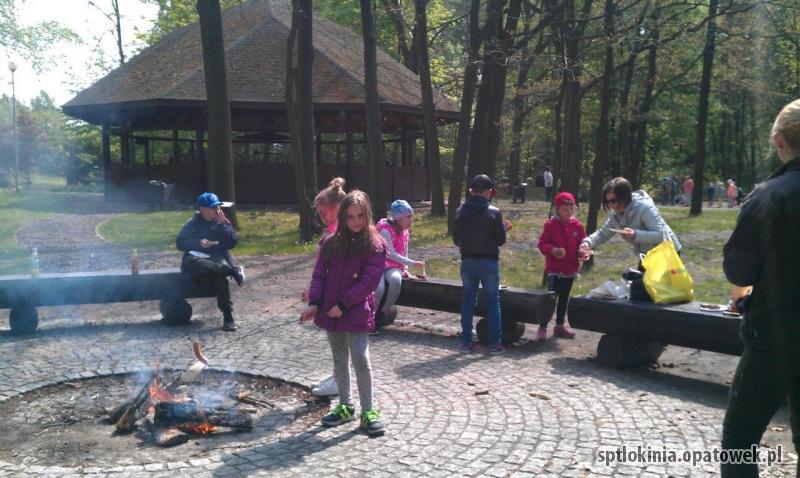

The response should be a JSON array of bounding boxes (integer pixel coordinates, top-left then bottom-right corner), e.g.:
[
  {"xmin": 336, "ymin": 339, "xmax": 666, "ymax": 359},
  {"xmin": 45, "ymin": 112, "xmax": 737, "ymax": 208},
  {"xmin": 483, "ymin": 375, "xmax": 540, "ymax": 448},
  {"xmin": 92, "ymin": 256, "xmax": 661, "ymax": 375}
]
[{"xmin": 62, "ymin": 0, "xmax": 458, "ymax": 204}]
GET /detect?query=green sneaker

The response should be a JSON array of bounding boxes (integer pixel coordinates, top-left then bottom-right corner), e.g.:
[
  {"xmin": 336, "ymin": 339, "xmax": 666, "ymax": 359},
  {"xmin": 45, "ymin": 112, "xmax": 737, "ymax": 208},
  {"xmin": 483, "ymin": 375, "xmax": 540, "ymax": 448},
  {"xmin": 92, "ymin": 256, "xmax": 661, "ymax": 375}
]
[
  {"xmin": 360, "ymin": 409, "xmax": 385, "ymax": 436},
  {"xmin": 321, "ymin": 403, "xmax": 355, "ymax": 427}
]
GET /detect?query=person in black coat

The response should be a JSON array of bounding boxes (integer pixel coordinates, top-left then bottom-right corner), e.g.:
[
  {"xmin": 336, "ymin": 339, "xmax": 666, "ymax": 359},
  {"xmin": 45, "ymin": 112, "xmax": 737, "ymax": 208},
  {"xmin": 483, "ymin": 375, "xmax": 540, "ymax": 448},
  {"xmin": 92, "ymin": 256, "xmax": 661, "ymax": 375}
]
[
  {"xmin": 176, "ymin": 192, "xmax": 245, "ymax": 331},
  {"xmin": 721, "ymin": 99, "xmax": 800, "ymax": 477}
]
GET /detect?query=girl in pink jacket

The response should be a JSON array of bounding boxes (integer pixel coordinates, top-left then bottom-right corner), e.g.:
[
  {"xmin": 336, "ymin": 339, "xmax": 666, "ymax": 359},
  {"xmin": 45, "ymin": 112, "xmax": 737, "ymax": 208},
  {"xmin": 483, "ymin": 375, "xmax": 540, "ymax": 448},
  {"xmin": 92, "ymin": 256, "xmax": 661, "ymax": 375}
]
[{"xmin": 537, "ymin": 192, "xmax": 588, "ymax": 341}]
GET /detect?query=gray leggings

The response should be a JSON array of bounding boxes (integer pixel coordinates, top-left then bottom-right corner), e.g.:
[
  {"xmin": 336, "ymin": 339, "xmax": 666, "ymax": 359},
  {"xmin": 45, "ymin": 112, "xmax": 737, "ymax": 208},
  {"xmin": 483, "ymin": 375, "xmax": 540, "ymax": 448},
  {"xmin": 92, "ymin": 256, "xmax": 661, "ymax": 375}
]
[
  {"xmin": 327, "ymin": 330, "xmax": 373, "ymax": 411},
  {"xmin": 375, "ymin": 268, "xmax": 403, "ymax": 313}
]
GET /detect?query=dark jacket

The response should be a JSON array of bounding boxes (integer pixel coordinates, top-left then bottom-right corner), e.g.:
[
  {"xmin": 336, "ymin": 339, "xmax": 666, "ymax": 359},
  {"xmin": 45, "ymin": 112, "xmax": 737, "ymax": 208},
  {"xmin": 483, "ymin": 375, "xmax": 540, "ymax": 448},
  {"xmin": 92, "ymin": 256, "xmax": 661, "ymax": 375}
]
[
  {"xmin": 723, "ymin": 157, "xmax": 800, "ymax": 350},
  {"xmin": 453, "ymin": 195, "xmax": 506, "ymax": 261},
  {"xmin": 308, "ymin": 237, "xmax": 387, "ymax": 333},
  {"xmin": 176, "ymin": 212, "xmax": 238, "ymax": 265}
]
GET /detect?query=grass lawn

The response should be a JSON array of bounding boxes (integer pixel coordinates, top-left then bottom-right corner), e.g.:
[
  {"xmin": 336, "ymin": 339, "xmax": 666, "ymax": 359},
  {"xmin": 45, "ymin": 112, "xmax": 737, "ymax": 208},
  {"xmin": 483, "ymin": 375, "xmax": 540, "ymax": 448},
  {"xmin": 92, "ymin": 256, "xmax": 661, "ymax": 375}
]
[
  {"xmin": 2, "ymin": 178, "xmax": 739, "ymax": 304},
  {"xmin": 0, "ymin": 177, "xmax": 110, "ymax": 273},
  {"xmin": 421, "ymin": 201, "xmax": 739, "ymax": 304}
]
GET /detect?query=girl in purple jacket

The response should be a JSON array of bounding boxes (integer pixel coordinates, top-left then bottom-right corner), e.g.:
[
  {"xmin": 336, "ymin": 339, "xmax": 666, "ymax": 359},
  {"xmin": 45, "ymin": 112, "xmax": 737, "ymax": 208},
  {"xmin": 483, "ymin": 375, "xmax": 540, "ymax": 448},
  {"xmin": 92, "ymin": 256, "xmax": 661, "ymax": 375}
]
[{"xmin": 300, "ymin": 190, "xmax": 387, "ymax": 436}]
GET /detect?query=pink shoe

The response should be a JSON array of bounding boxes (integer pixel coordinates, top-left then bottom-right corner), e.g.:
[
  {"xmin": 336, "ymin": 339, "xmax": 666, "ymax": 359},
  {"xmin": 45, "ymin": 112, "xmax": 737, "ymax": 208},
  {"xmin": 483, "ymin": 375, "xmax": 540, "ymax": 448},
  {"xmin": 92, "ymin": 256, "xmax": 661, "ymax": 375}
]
[
  {"xmin": 553, "ymin": 324, "xmax": 576, "ymax": 338},
  {"xmin": 536, "ymin": 327, "xmax": 547, "ymax": 342}
]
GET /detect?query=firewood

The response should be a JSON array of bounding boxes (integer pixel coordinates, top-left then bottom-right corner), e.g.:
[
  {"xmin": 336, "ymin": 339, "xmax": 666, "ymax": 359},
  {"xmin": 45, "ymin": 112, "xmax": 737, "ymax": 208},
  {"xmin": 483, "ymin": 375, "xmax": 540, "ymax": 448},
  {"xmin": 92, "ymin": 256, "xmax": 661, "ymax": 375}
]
[
  {"xmin": 155, "ymin": 427, "xmax": 189, "ymax": 447},
  {"xmin": 231, "ymin": 390, "xmax": 274, "ymax": 408},
  {"xmin": 154, "ymin": 401, "xmax": 252, "ymax": 430},
  {"xmin": 114, "ymin": 373, "xmax": 154, "ymax": 433},
  {"xmin": 107, "ymin": 402, "xmax": 131, "ymax": 423}
]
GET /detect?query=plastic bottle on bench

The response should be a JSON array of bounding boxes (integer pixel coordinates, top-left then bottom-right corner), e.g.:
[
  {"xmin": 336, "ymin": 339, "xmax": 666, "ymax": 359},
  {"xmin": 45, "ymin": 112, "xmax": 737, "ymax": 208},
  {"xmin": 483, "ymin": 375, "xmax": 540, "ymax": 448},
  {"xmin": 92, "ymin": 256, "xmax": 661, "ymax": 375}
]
[
  {"xmin": 131, "ymin": 249, "xmax": 140, "ymax": 275},
  {"xmin": 30, "ymin": 247, "xmax": 40, "ymax": 277}
]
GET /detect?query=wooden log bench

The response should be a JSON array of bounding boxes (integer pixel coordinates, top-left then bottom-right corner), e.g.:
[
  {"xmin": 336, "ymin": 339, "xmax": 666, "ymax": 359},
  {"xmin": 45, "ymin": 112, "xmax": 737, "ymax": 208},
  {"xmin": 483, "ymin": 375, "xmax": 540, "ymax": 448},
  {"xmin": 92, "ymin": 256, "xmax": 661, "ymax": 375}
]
[
  {"xmin": 0, "ymin": 268, "xmax": 216, "ymax": 335},
  {"xmin": 395, "ymin": 277, "xmax": 557, "ymax": 345},
  {"xmin": 567, "ymin": 296, "xmax": 743, "ymax": 368}
]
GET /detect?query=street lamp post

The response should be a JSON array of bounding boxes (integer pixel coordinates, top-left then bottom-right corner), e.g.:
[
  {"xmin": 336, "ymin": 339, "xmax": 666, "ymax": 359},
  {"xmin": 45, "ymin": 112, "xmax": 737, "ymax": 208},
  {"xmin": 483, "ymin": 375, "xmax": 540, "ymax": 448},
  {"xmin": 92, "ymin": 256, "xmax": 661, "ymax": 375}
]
[{"xmin": 8, "ymin": 61, "xmax": 19, "ymax": 192}]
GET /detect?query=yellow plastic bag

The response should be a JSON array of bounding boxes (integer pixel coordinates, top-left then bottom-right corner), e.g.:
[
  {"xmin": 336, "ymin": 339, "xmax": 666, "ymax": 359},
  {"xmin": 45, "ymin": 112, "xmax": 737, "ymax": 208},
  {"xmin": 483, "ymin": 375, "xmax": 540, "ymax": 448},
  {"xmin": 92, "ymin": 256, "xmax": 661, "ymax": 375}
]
[{"xmin": 641, "ymin": 240, "xmax": 694, "ymax": 304}]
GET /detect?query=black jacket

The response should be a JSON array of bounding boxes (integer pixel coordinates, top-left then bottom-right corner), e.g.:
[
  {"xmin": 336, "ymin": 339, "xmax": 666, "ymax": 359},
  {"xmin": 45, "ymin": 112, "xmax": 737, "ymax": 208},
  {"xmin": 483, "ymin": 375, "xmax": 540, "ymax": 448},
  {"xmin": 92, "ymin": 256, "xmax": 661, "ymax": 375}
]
[
  {"xmin": 453, "ymin": 195, "xmax": 506, "ymax": 261},
  {"xmin": 176, "ymin": 212, "xmax": 238, "ymax": 266},
  {"xmin": 723, "ymin": 157, "xmax": 800, "ymax": 350}
]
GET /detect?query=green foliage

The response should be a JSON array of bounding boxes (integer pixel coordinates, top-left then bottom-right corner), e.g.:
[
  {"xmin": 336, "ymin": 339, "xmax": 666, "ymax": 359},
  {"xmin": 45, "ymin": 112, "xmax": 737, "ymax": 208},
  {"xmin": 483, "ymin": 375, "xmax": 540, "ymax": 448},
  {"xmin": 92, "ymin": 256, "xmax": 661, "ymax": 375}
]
[
  {"xmin": 0, "ymin": 0, "xmax": 80, "ymax": 72},
  {"xmin": 136, "ymin": 0, "xmax": 243, "ymax": 45}
]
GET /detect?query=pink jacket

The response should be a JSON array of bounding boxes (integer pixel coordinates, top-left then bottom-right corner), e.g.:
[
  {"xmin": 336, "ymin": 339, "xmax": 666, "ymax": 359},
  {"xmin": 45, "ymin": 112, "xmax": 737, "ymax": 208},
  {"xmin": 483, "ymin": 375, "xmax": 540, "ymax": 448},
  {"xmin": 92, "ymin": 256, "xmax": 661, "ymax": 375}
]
[
  {"xmin": 538, "ymin": 216, "xmax": 587, "ymax": 276},
  {"xmin": 376, "ymin": 218, "xmax": 409, "ymax": 270},
  {"xmin": 308, "ymin": 237, "xmax": 387, "ymax": 333}
]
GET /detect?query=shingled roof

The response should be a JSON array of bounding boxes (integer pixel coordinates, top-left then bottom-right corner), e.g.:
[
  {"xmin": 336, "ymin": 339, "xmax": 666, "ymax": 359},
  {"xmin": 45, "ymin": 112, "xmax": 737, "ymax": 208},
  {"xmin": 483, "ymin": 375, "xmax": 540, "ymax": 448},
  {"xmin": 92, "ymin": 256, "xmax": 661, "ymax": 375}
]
[{"xmin": 62, "ymin": 0, "xmax": 458, "ymax": 130}]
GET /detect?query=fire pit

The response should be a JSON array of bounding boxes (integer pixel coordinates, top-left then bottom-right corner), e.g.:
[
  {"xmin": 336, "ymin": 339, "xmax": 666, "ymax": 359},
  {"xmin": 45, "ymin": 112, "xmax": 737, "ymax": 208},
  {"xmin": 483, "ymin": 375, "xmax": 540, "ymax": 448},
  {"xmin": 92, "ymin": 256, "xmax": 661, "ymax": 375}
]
[{"xmin": 0, "ymin": 369, "xmax": 327, "ymax": 468}]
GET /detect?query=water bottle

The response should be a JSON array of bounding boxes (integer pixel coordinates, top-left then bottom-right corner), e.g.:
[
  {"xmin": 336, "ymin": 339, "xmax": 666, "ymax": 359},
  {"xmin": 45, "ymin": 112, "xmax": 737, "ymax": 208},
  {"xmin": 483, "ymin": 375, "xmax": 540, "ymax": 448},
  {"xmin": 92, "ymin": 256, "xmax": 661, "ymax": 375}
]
[
  {"xmin": 131, "ymin": 249, "xmax": 140, "ymax": 275},
  {"xmin": 30, "ymin": 247, "xmax": 40, "ymax": 277}
]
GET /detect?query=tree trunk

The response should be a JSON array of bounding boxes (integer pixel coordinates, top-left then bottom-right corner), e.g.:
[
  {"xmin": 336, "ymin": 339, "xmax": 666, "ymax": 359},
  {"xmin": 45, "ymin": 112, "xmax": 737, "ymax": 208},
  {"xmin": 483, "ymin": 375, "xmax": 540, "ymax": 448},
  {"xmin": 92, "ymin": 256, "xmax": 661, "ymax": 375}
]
[
  {"xmin": 112, "ymin": 0, "xmax": 125, "ymax": 65},
  {"xmin": 507, "ymin": 9, "xmax": 537, "ymax": 188},
  {"xmin": 415, "ymin": 0, "xmax": 445, "ymax": 216},
  {"xmin": 467, "ymin": 0, "xmax": 522, "ymax": 180},
  {"xmin": 359, "ymin": 0, "xmax": 387, "ymax": 218},
  {"xmin": 197, "ymin": 0, "xmax": 237, "ymax": 226},
  {"xmin": 630, "ymin": 7, "xmax": 660, "ymax": 189},
  {"xmin": 552, "ymin": 76, "xmax": 565, "ymax": 187},
  {"xmin": 690, "ymin": 0, "xmax": 719, "ymax": 216},
  {"xmin": 447, "ymin": 0, "xmax": 482, "ymax": 233},
  {"xmin": 381, "ymin": 0, "xmax": 418, "ymax": 73},
  {"xmin": 618, "ymin": 57, "xmax": 635, "ymax": 182},
  {"xmin": 586, "ymin": 0, "xmax": 615, "ymax": 236},
  {"xmin": 466, "ymin": 0, "xmax": 506, "ymax": 182},
  {"xmin": 286, "ymin": 0, "xmax": 318, "ymax": 242}
]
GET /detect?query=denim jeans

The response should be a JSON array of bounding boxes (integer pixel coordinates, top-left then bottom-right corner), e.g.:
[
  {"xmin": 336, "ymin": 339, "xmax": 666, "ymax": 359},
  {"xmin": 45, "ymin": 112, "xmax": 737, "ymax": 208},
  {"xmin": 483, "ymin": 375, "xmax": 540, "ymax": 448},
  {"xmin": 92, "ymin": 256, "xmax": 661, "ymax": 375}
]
[{"xmin": 460, "ymin": 258, "xmax": 501, "ymax": 347}]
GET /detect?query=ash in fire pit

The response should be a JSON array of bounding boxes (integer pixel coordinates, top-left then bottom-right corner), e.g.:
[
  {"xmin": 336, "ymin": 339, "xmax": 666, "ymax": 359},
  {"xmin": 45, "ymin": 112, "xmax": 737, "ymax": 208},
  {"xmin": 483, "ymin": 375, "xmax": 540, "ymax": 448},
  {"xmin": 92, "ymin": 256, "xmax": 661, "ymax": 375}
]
[{"xmin": 0, "ymin": 370, "xmax": 327, "ymax": 468}]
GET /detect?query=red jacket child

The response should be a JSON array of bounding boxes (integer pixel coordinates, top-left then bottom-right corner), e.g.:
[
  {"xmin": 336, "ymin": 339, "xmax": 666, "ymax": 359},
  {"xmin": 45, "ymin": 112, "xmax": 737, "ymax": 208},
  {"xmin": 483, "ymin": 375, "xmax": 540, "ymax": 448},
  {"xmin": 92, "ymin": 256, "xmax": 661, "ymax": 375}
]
[{"xmin": 538, "ymin": 192, "xmax": 587, "ymax": 276}]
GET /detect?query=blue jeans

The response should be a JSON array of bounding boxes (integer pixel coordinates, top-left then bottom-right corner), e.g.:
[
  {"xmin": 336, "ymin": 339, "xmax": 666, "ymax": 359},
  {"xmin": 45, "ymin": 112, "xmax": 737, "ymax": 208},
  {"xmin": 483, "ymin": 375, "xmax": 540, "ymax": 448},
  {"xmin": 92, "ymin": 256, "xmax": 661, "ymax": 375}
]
[{"xmin": 460, "ymin": 258, "xmax": 502, "ymax": 347}]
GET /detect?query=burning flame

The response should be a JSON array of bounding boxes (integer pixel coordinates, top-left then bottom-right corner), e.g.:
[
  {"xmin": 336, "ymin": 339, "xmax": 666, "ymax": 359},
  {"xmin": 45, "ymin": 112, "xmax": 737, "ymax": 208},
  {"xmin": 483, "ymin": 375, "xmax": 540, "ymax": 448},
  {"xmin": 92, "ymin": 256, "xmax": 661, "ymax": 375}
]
[
  {"xmin": 180, "ymin": 423, "xmax": 216, "ymax": 435},
  {"xmin": 147, "ymin": 375, "xmax": 216, "ymax": 434}
]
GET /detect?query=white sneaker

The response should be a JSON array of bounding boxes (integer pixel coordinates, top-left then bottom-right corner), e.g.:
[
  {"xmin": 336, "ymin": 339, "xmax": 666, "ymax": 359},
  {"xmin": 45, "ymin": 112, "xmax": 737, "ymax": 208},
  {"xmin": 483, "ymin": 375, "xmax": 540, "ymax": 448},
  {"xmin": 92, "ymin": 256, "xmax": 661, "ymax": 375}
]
[{"xmin": 312, "ymin": 374, "xmax": 339, "ymax": 396}]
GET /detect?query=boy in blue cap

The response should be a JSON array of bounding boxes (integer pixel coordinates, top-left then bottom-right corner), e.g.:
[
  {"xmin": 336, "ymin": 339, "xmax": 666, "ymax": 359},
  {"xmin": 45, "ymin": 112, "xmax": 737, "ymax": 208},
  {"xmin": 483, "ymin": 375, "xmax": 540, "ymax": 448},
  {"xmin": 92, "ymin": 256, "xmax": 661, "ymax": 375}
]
[{"xmin": 176, "ymin": 192, "xmax": 245, "ymax": 331}]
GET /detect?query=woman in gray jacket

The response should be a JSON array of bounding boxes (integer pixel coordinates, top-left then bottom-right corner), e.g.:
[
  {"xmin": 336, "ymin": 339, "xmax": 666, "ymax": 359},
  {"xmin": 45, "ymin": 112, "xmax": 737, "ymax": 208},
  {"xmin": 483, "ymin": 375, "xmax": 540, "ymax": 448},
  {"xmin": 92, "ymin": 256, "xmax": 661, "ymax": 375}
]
[{"xmin": 578, "ymin": 177, "xmax": 680, "ymax": 260}]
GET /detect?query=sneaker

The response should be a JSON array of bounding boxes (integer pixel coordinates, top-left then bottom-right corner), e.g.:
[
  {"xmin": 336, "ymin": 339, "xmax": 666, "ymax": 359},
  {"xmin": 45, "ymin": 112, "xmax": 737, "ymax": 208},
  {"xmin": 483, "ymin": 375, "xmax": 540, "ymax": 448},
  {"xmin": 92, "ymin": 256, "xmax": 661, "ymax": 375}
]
[
  {"xmin": 537, "ymin": 327, "xmax": 547, "ymax": 342},
  {"xmin": 312, "ymin": 374, "xmax": 339, "ymax": 397},
  {"xmin": 321, "ymin": 403, "xmax": 355, "ymax": 427},
  {"xmin": 461, "ymin": 342, "xmax": 477, "ymax": 353},
  {"xmin": 553, "ymin": 324, "xmax": 576, "ymax": 338},
  {"xmin": 222, "ymin": 315, "xmax": 237, "ymax": 331},
  {"xmin": 231, "ymin": 266, "xmax": 245, "ymax": 287},
  {"xmin": 360, "ymin": 409, "xmax": 385, "ymax": 436},
  {"xmin": 488, "ymin": 344, "xmax": 506, "ymax": 355}
]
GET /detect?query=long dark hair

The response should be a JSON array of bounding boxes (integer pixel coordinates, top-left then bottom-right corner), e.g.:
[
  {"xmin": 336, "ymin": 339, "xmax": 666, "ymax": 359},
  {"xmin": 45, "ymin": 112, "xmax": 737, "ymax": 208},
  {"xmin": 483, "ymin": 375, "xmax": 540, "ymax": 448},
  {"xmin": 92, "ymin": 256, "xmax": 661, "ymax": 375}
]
[{"xmin": 323, "ymin": 190, "xmax": 382, "ymax": 259}]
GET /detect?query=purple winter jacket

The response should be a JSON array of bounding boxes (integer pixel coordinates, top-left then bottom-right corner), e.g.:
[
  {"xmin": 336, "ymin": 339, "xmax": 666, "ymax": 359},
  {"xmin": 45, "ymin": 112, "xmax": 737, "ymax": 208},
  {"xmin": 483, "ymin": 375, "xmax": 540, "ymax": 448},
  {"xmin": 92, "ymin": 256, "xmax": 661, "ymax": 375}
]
[{"xmin": 308, "ymin": 237, "xmax": 387, "ymax": 333}]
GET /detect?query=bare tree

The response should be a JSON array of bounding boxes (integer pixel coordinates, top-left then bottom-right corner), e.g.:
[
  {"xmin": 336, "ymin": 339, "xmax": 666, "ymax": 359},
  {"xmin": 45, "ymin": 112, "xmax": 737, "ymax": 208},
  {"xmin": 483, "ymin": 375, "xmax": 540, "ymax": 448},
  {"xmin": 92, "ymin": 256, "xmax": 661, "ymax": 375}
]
[
  {"xmin": 88, "ymin": 0, "xmax": 125, "ymax": 65},
  {"xmin": 286, "ymin": 0, "xmax": 318, "ymax": 241},
  {"xmin": 690, "ymin": 0, "xmax": 720, "ymax": 216},
  {"xmin": 415, "ymin": 0, "xmax": 445, "ymax": 216},
  {"xmin": 447, "ymin": 0, "xmax": 482, "ymax": 233},
  {"xmin": 197, "ymin": 0, "xmax": 237, "ymax": 225},
  {"xmin": 359, "ymin": 0, "xmax": 387, "ymax": 217}
]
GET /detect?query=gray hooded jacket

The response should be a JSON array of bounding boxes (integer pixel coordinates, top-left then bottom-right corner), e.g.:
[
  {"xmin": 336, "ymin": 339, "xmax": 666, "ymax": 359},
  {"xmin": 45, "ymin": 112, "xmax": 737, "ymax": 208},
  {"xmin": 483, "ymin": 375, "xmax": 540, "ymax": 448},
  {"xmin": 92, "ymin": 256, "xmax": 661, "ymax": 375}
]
[{"xmin": 583, "ymin": 190, "xmax": 681, "ymax": 255}]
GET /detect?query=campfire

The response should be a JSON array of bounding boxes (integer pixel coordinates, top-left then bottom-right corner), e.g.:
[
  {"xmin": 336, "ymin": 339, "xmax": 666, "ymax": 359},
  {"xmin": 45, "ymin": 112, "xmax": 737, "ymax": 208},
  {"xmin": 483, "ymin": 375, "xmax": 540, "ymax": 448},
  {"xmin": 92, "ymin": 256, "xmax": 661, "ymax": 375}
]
[{"xmin": 107, "ymin": 342, "xmax": 255, "ymax": 447}]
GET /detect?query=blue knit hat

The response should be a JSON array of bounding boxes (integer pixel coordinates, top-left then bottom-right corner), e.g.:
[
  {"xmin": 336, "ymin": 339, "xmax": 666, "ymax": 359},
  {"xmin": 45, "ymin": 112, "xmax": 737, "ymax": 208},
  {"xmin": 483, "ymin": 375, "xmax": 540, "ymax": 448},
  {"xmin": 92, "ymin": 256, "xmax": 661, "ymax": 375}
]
[{"xmin": 391, "ymin": 199, "xmax": 413, "ymax": 218}]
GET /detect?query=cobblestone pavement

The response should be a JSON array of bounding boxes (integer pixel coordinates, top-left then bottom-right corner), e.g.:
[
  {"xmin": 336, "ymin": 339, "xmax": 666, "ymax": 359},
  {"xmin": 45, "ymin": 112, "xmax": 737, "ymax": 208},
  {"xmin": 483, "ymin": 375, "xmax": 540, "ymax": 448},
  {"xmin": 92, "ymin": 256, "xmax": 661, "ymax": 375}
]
[
  {"xmin": 1, "ymin": 295, "xmax": 795, "ymax": 477},
  {"xmin": 0, "ymin": 212, "xmax": 795, "ymax": 477}
]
